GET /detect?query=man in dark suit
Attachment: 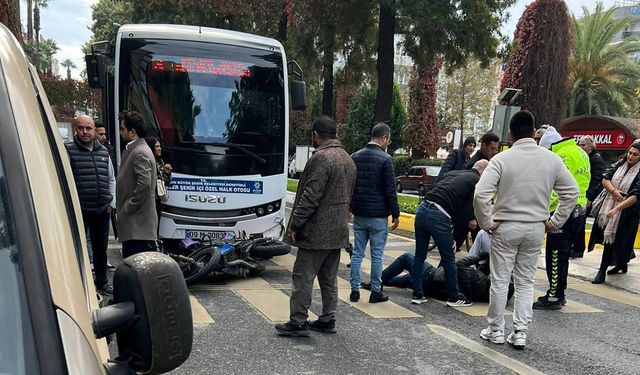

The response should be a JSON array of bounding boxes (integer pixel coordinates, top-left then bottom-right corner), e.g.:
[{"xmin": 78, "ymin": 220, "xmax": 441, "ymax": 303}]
[{"xmin": 116, "ymin": 111, "xmax": 158, "ymax": 257}]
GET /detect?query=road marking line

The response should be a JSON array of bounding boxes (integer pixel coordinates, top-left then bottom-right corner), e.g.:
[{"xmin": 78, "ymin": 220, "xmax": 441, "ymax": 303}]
[
  {"xmin": 275, "ymin": 254, "xmax": 421, "ymax": 319},
  {"xmin": 431, "ymin": 300, "xmax": 513, "ymax": 317},
  {"xmin": 567, "ymin": 279, "xmax": 640, "ymax": 308},
  {"xmin": 427, "ymin": 324, "xmax": 545, "ymax": 375},
  {"xmin": 534, "ymin": 291, "xmax": 602, "ymax": 314},
  {"xmin": 189, "ymin": 294, "xmax": 215, "ymax": 324},
  {"xmin": 235, "ymin": 288, "xmax": 318, "ymax": 323}
]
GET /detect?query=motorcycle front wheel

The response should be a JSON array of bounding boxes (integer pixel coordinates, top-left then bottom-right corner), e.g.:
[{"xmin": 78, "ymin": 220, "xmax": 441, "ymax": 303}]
[{"xmin": 182, "ymin": 246, "xmax": 221, "ymax": 286}]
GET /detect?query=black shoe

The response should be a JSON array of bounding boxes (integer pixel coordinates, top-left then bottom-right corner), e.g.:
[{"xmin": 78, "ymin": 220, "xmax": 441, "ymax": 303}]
[
  {"xmin": 537, "ymin": 295, "xmax": 566, "ymax": 305},
  {"xmin": 309, "ymin": 319, "xmax": 336, "ymax": 333},
  {"xmin": 607, "ymin": 264, "xmax": 628, "ymax": 275},
  {"xmin": 533, "ymin": 295, "xmax": 563, "ymax": 310},
  {"xmin": 592, "ymin": 270, "xmax": 606, "ymax": 284},
  {"xmin": 275, "ymin": 321, "xmax": 310, "ymax": 337},
  {"xmin": 350, "ymin": 291, "xmax": 360, "ymax": 302},
  {"xmin": 569, "ymin": 251, "xmax": 584, "ymax": 259},
  {"xmin": 369, "ymin": 291, "xmax": 389, "ymax": 303},
  {"xmin": 447, "ymin": 294, "xmax": 473, "ymax": 307},
  {"xmin": 360, "ymin": 282, "xmax": 383, "ymax": 292},
  {"xmin": 96, "ymin": 284, "xmax": 113, "ymax": 295}
]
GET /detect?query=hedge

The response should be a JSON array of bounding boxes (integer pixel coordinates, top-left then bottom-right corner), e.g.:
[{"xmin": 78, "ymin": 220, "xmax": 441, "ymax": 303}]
[{"xmin": 393, "ymin": 156, "xmax": 444, "ymax": 176}]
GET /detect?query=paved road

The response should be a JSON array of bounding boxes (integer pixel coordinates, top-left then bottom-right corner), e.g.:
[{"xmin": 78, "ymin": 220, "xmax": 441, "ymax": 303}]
[{"xmin": 105, "ymin": 208, "xmax": 640, "ymax": 375}]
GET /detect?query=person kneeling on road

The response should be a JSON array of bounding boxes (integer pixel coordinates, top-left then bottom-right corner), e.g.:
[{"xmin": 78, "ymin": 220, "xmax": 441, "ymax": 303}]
[{"xmin": 411, "ymin": 159, "xmax": 490, "ymax": 307}]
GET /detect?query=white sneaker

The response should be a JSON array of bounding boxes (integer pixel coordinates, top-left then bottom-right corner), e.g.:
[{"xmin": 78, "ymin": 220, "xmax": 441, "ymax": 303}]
[
  {"xmin": 411, "ymin": 297, "xmax": 428, "ymax": 305},
  {"xmin": 480, "ymin": 326, "xmax": 505, "ymax": 344},
  {"xmin": 507, "ymin": 330, "xmax": 526, "ymax": 349}
]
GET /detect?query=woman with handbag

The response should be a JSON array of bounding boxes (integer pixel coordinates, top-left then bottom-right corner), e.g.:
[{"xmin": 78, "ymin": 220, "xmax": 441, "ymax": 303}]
[
  {"xmin": 589, "ymin": 142, "xmax": 640, "ymax": 284},
  {"xmin": 145, "ymin": 137, "xmax": 172, "ymax": 234}
]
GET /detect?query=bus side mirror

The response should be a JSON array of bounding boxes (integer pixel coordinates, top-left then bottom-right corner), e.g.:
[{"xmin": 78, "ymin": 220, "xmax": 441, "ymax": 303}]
[
  {"xmin": 290, "ymin": 80, "xmax": 307, "ymax": 111},
  {"xmin": 85, "ymin": 54, "xmax": 107, "ymax": 89}
]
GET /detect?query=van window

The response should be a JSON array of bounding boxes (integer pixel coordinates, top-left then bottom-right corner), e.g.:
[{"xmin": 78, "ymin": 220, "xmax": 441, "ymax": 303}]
[{"xmin": 0, "ymin": 165, "xmax": 40, "ymax": 374}]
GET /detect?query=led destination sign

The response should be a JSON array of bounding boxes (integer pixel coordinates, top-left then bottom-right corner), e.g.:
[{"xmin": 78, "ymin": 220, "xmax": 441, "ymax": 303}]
[{"xmin": 151, "ymin": 57, "xmax": 251, "ymax": 77}]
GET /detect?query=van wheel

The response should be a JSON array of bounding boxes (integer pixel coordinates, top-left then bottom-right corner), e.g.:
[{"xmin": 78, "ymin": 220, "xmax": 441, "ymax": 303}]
[{"xmin": 396, "ymin": 182, "xmax": 403, "ymax": 193}]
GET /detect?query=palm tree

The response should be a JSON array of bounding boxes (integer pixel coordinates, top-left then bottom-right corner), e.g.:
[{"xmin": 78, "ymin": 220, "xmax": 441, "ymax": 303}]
[
  {"xmin": 60, "ymin": 59, "xmax": 76, "ymax": 80},
  {"xmin": 33, "ymin": 0, "xmax": 50, "ymax": 43},
  {"xmin": 27, "ymin": 0, "xmax": 33, "ymax": 41},
  {"xmin": 568, "ymin": 4, "xmax": 640, "ymax": 117},
  {"xmin": 38, "ymin": 38, "xmax": 59, "ymax": 76}
]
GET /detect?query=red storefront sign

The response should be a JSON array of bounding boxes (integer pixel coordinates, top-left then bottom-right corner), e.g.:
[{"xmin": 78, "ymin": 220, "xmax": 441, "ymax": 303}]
[{"xmin": 562, "ymin": 130, "xmax": 632, "ymax": 150}]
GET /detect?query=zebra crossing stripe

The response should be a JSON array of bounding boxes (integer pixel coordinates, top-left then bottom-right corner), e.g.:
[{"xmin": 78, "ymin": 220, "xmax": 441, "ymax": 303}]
[
  {"xmin": 190, "ymin": 294, "xmax": 215, "ymax": 324},
  {"xmin": 235, "ymin": 288, "xmax": 318, "ymax": 323},
  {"xmin": 427, "ymin": 324, "xmax": 545, "ymax": 375},
  {"xmin": 273, "ymin": 253, "xmax": 421, "ymax": 319}
]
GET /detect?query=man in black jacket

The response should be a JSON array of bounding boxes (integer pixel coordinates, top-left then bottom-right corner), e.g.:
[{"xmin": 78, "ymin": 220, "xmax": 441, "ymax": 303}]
[
  {"xmin": 464, "ymin": 132, "xmax": 500, "ymax": 169},
  {"xmin": 65, "ymin": 115, "xmax": 115, "ymax": 294},
  {"xmin": 572, "ymin": 135, "xmax": 607, "ymax": 258},
  {"xmin": 349, "ymin": 123, "xmax": 399, "ymax": 304},
  {"xmin": 411, "ymin": 159, "xmax": 489, "ymax": 307},
  {"xmin": 437, "ymin": 136, "xmax": 476, "ymax": 180}
]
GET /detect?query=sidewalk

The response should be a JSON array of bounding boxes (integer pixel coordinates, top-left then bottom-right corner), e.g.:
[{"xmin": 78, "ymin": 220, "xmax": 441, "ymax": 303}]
[{"xmin": 285, "ymin": 191, "xmax": 640, "ymax": 295}]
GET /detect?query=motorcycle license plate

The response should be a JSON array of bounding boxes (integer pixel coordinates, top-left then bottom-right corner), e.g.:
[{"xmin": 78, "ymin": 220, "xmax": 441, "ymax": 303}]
[{"xmin": 186, "ymin": 230, "xmax": 232, "ymax": 241}]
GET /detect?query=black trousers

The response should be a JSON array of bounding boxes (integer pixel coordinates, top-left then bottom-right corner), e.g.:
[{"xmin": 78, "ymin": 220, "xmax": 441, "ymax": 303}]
[
  {"xmin": 122, "ymin": 240, "xmax": 157, "ymax": 258},
  {"xmin": 572, "ymin": 206, "xmax": 590, "ymax": 255},
  {"xmin": 545, "ymin": 214, "xmax": 581, "ymax": 299},
  {"xmin": 83, "ymin": 211, "xmax": 110, "ymax": 287}
]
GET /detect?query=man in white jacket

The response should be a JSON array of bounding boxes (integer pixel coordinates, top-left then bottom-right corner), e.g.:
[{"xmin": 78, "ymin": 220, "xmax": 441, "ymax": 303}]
[{"xmin": 473, "ymin": 110, "xmax": 578, "ymax": 350}]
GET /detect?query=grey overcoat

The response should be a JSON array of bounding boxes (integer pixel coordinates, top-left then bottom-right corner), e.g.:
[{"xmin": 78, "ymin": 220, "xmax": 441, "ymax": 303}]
[{"xmin": 116, "ymin": 138, "xmax": 158, "ymax": 242}]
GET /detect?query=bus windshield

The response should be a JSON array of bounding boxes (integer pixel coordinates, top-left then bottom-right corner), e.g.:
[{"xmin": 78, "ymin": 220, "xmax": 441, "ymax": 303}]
[{"xmin": 119, "ymin": 38, "xmax": 285, "ymax": 176}]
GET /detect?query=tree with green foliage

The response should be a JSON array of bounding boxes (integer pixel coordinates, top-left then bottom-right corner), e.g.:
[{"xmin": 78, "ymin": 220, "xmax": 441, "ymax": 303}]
[
  {"xmin": 500, "ymin": 0, "xmax": 572, "ymax": 127},
  {"xmin": 340, "ymin": 84, "xmax": 406, "ymax": 154},
  {"xmin": 568, "ymin": 4, "xmax": 640, "ymax": 117},
  {"xmin": 397, "ymin": 0, "xmax": 513, "ymax": 157},
  {"xmin": 437, "ymin": 59, "xmax": 501, "ymax": 134},
  {"xmin": 85, "ymin": 0, "xmax": 134, "ymax": 50},
  {"xmin": 60, "ymin": 59, "xmax": 76, "ymax": 80},
  {"xmin": 23, "ymin": 38, "xmax": 59, "ymax": 76}
]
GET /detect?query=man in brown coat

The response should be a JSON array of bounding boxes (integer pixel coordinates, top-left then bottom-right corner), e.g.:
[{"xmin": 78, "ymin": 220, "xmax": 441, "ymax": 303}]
[
  {"xmin": 276, "ymin": 116, "xmax": 357, "ymax": 337},
  {"xmin": 116, "ymin": 111, "xmax": 158, "ymax": 257}
]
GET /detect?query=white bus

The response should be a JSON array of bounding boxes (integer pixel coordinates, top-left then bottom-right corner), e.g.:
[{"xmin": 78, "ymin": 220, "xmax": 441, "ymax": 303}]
[{"xmin": 88, "ymin": 24, "xmax": 306, "ymax": 243}]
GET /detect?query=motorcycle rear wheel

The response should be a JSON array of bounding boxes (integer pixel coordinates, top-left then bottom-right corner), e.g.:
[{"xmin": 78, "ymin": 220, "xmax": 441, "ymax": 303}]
[{"xmin": 249, "ymin": 241, "xmax": 291, "ymax": 259}]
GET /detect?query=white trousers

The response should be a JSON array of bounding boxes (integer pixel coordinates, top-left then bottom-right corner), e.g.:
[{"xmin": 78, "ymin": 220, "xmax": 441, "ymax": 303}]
[{"xmin": 487, "ymin": 221, "xmax": 545, "ymax": 332}]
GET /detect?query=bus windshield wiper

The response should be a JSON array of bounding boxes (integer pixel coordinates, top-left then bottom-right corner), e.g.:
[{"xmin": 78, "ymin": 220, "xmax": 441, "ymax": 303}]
[{"xmin": 170, "ymin": 142, "xmax": 267, "ymax": 165}]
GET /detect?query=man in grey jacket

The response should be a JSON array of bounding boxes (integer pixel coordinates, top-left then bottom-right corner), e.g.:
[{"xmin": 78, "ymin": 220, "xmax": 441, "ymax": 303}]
[
  {"xmin": 474, "ymin": 110, "xmax": 578, "ymax": 349},
  {"xmin": 116, "ymin": 111, "xmax": 158, "ymax": 258},
  {"xmin": 276, "ymin": 116, "xmax": 357, "ymax": 337}
]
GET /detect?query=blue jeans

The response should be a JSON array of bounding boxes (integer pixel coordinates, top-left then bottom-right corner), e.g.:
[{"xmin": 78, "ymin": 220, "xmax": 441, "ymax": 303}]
[
  {"xmin": 350, "ymin": 216, "xmax": 389, "ymax": 292},
  {"xmin": 412, "ymin": 202, "xmax": 459, "ymax": 300},
  {"xmin": 382, "ymin": 252, "xmax": 435, "ymax": 289}
]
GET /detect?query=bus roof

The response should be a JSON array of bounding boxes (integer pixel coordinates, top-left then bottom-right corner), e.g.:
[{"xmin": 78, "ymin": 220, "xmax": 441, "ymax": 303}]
[{"xmin": 118, "ymin": 24, "xmax": 284, "ymax": 51}]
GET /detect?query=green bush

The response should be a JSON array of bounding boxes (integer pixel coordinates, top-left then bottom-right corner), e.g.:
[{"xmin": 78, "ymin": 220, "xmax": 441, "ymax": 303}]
[
  {"xmin": 411, "ymin": 158, "xmax": 444, "ymax": 167},
  {"xmin": 393, "ymin": 156, "xmax": 412, "ymax": 176}
]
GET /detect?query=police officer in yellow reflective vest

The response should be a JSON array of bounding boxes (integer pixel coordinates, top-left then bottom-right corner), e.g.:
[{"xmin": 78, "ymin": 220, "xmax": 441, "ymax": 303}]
[{"xmin": 534, "ymin": 126, "xmax": 590, "ymax": 310}]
